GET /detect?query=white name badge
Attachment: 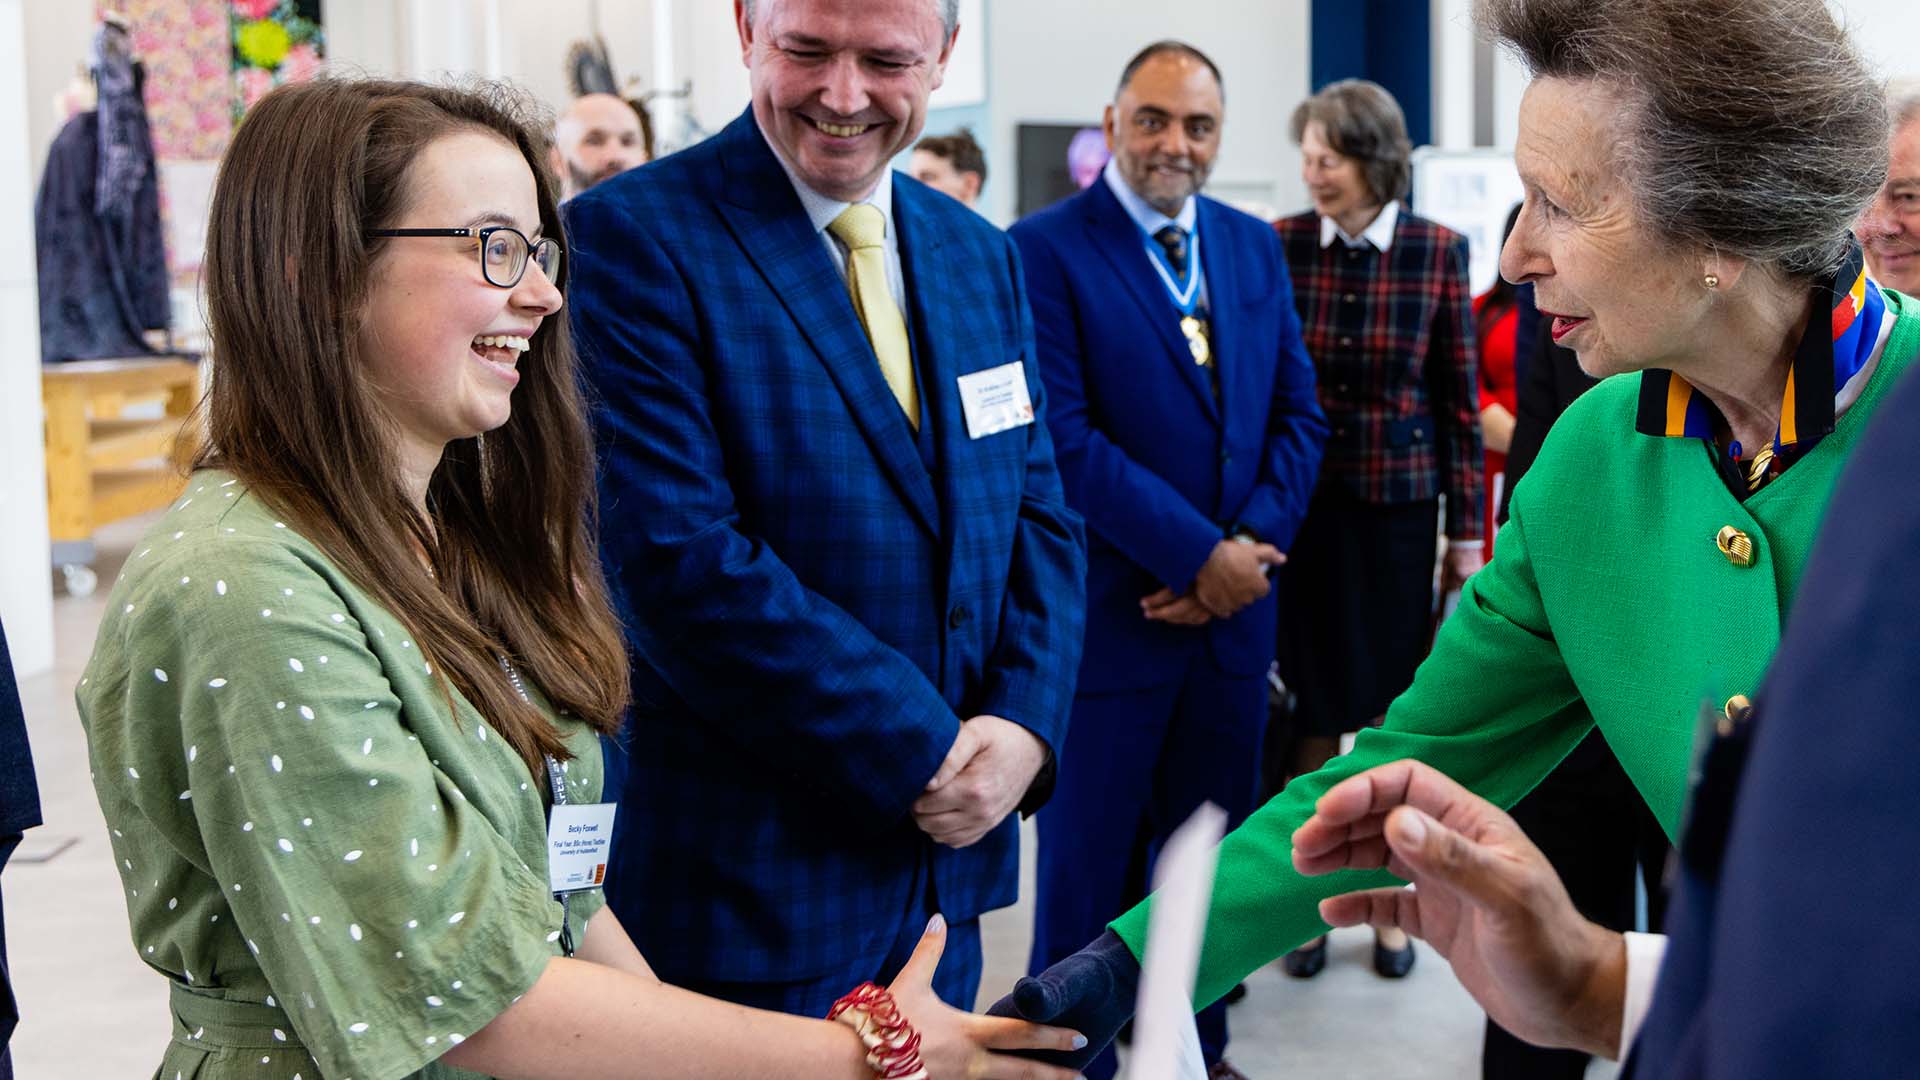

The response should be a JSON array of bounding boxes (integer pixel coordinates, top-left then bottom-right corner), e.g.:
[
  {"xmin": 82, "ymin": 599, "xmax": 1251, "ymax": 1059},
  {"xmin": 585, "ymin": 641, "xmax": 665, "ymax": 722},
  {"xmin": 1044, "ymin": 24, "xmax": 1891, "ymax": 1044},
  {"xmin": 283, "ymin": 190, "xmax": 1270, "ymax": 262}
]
[
  {"xmin": 546, "ymin": 802, "xmax": 616, "ymax": 893},
  {"xmin": 956, "ymin": 361, "xmax": 1037, "ymax": 440}
]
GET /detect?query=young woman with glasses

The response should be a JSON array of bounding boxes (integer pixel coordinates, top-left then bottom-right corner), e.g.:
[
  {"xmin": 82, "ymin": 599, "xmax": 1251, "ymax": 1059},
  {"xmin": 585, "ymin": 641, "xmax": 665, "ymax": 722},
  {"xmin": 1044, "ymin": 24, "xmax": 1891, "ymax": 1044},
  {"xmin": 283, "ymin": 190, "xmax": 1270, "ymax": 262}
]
[{"xmin": 76, "ymin": 78, "xmax": 1081, "ymax": 1080}]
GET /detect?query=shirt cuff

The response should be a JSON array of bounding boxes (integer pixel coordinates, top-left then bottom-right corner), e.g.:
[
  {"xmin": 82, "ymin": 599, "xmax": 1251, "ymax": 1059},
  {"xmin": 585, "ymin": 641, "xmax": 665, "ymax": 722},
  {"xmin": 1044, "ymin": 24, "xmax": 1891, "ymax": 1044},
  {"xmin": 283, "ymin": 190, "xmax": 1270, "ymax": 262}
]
[
  {"xmin": 1619, "ymin": 931, "xmax": 1668, "ymax": 1060},
  {"xmin": 1448, "ymin": 539, "xmax": 1486, "ymax": 551}
]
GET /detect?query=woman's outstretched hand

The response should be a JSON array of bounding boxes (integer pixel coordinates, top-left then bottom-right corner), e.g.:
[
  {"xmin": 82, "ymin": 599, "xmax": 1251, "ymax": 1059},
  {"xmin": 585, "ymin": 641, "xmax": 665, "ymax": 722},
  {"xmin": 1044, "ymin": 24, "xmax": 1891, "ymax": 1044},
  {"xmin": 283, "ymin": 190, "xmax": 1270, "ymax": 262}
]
[
  {"xmin": 890, "ymin": 915, "xmax": 1089, "ymax": 1080},
  {"xmin": 1292, "ymin": 759, "xmax": 1627, "ymax": 1059}
]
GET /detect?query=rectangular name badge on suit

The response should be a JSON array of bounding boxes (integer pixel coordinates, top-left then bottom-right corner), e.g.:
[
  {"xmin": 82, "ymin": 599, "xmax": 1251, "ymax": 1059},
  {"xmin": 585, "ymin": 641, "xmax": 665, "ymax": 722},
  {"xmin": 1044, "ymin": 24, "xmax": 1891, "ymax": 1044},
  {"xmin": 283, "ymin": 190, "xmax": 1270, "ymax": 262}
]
[{"xmin": 957, "ymin": 361, "xmax": 1037, "ymax": 439}]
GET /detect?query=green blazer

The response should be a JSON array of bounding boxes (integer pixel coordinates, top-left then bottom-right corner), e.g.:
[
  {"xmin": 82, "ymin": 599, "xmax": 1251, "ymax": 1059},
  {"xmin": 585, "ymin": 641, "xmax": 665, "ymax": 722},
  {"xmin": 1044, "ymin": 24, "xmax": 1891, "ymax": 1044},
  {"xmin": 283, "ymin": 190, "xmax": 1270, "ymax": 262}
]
[{"xmin": 1113, "ymin": 293, "xmax": 1919, "ymax": 1008}]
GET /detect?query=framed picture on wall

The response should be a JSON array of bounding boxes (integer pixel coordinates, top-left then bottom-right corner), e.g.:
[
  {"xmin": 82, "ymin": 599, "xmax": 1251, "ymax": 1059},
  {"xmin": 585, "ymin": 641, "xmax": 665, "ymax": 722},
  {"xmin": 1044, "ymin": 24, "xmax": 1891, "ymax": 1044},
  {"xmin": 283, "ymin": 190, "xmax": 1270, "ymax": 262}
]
[
  {"xmin": 1016, "ymin": 122, "xmax": 1107, "ymax": 219},
  {"xmin": 232, "ymin": 0, "xmax": 326, "ymax": 119}
]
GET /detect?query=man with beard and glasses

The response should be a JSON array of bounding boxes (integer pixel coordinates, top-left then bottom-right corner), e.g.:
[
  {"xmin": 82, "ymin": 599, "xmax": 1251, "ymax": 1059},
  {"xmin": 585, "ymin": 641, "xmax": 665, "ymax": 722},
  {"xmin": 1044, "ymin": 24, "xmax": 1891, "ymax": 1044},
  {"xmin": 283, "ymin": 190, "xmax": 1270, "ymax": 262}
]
[
  {"xmin": 1860, "ymin": 81, "xmax": 1920, "ymax": 296},
  {"xmin": 564, "ymin": 0, "xmax": 1086, "ymax": 1025},
  {"xmin": 551, "ymin": 93, "xmax": 649, "ymax": 201},
  {"xmin": 1006, "ymin": 40, "xmax": 1327, "ymax": 1080}
]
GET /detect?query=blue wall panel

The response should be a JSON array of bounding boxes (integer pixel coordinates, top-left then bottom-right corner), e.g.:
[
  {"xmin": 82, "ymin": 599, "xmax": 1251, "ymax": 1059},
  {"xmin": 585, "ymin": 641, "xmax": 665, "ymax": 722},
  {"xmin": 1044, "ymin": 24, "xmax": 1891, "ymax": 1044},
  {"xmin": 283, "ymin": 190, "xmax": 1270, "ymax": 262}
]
[{"xmin": 1309, "ymin": 0, "xmax": 1432, "ymax": 150}]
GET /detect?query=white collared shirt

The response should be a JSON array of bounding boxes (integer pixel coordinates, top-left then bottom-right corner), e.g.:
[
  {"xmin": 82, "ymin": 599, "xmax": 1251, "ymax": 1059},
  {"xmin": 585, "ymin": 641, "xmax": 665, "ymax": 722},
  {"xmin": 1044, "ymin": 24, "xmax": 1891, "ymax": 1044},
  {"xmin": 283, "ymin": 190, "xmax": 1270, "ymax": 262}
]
[
  {"xmin": 764, "ymin": 128, "xmax": 909, "ymax": 324},
  {"xmin": 1102, "ymin": 157, "xmax": 1210, "ymax": 308},
  {"xmin": 1319, "ymin": 200, "xmax": 1401, "ymax": 253}
]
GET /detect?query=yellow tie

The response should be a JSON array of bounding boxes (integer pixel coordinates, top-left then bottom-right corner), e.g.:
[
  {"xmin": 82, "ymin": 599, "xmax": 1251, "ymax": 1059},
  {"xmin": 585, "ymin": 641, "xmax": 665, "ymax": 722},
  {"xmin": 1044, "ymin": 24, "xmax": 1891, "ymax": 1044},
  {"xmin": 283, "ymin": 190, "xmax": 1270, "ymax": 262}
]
[{"xmin": 828, "ymin": 203, "xmax": 919, "ymax": 430}]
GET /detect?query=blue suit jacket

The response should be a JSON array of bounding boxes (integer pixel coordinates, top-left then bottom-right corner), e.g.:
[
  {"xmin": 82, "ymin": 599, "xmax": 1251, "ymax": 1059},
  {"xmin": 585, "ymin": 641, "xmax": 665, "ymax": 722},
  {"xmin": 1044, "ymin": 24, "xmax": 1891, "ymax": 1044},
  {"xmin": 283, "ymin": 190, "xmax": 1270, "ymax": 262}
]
[
  {"xmin": 564, "ymin": 109, "xmax": 1086, "ymax": 983},
  {"xmin": 1623, "ymin": 358, "xmax": 1920, "ymax": 1076},
  {"xmin": 1011, "ymin": 183, "xmax": 1325, "ymax": 692}
]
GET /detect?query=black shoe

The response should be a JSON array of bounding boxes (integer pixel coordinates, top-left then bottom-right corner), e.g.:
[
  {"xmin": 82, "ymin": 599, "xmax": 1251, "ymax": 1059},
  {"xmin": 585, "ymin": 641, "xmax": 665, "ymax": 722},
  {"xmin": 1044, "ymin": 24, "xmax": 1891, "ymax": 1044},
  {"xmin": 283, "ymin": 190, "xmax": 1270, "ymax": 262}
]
[
  {"xmin": 1222, "ymin": 981, "xmax": 1248, "ymax": 1005},
  {"xmin": 1372, "ymin": 937, "xmax": 1416, "ymax": 978},
  {"xmin": 1282, "ymin": 936, "xmax": 1327, "ymax": 978}
]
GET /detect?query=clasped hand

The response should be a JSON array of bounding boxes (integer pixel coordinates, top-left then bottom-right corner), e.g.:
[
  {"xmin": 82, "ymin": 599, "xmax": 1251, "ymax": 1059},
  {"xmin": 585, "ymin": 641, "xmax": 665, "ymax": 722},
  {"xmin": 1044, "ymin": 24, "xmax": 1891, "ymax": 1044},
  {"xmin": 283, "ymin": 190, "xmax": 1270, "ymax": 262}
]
[
  {"xmin": 913, "ymin": 715, "xmax": 1046, "ymax": 848},
  {"xmin": 1292, "ymin": 759, "xmax": 1628, "ymax": 1059},
  {"xmin": 1141, "ymin": 539, "xmax": 1285, "ymax": 625}
]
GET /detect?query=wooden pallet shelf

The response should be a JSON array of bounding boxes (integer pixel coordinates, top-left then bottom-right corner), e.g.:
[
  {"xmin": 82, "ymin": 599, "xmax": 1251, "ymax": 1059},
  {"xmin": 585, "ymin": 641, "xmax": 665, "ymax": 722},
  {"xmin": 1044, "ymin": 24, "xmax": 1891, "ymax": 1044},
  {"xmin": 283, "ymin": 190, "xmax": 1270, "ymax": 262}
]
[{"xmin": 43, "ymin": 358, "xmax": 204, "ymax": 547}]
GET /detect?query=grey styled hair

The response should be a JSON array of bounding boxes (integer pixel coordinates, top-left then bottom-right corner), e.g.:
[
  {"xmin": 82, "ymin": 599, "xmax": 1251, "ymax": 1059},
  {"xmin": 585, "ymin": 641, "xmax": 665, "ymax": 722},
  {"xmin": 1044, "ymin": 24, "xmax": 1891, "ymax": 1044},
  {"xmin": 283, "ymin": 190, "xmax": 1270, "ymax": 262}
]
[
  {"xmin": 1289, "ymin": 79, "xmax": 1412, "ymax": 205},
  {"xmin": 1892, "ymin": 79, "xmax": 1920, "ymax": 130},
  {"xmin": 742, "ymin": 0, "xmax": 959, "ymax": 38},
  {"xmin": 1478, "ymin": 0, "xmax": 1887, "ymax": 280}
]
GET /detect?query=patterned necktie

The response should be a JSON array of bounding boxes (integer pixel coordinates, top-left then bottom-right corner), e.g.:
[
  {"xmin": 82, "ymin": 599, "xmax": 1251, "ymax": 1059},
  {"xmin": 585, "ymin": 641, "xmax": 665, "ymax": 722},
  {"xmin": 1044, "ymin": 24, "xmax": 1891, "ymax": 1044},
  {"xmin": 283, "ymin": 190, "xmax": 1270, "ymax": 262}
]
[
  {"xmin": 1153, "ymin": 224, "xmax": 1190, "ymax": 279},
  {"xmin": 828, "ymin": 204, "xmax": 919, "ymax": 430}
]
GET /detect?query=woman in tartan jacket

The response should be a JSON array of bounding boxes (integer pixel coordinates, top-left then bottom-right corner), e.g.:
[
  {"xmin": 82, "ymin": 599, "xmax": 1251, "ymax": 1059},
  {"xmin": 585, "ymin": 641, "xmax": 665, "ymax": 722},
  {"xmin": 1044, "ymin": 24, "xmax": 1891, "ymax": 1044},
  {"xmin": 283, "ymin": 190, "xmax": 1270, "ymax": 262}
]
[{"xmin": 1268, "ymin": 79, "xmax": 1485, "ymax": 979}]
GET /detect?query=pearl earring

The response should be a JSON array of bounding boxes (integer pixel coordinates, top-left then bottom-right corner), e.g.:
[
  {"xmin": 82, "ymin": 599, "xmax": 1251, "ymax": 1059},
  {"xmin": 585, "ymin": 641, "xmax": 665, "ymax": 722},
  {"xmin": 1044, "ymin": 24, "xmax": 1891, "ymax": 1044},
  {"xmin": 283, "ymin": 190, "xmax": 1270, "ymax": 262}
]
[{"xmin": 1703, "ymin": 273, "xmax": 1720, "ymax": 289}]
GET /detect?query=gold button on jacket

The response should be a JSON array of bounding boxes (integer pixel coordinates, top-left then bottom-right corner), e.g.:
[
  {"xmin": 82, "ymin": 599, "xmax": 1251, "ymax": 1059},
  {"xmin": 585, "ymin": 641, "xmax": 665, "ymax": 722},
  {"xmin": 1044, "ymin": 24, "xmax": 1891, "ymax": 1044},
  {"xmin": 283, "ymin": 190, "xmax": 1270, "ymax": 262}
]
[{"xmin": 1716, "ymin": 525, "xmax": 1756, "ymax": 568}]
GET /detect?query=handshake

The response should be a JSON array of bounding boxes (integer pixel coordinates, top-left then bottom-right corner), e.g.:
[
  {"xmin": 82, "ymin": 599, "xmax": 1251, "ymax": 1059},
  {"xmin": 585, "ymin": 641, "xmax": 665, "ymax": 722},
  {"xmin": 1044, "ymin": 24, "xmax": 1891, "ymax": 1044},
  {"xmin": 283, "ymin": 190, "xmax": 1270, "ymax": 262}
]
[
  {"xmin": 986, "ymin": 758, "xmax": 1636, "ymax": 1070},
  {"xmin": 1141, "ymin": 538, "xmax": 1286, "ymax": 627}
]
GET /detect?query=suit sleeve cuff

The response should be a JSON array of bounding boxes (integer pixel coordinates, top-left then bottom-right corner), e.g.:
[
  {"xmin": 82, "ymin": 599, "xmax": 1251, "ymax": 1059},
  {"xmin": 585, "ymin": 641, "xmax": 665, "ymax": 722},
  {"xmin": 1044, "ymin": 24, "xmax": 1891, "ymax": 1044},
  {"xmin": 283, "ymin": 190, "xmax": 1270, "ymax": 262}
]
[
  {"xmin": 1619, "ymin": 931, "xmax": 1668, "ymax": 1060},
  {"xmin": 1018, "ymin": 748, "xmax": 1056, "ymax": 817}
]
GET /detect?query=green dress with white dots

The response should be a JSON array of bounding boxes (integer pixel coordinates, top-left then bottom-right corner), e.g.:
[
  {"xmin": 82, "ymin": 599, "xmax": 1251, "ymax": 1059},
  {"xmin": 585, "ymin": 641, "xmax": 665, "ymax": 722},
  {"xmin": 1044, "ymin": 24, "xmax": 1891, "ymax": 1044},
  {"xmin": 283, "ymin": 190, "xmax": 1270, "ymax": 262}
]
[{"xmin": 78, "ymin": 470, "xmax": 606, "ymax": 1080}]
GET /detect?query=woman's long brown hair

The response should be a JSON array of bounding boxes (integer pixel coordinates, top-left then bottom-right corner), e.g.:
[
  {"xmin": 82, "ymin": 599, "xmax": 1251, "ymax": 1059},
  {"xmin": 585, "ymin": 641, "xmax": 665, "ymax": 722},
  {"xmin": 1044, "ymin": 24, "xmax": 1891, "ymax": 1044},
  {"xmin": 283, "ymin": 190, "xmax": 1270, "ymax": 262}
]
[{"xmin": 195, "ymin": 78, "xmax": 628, "ymax": 775}]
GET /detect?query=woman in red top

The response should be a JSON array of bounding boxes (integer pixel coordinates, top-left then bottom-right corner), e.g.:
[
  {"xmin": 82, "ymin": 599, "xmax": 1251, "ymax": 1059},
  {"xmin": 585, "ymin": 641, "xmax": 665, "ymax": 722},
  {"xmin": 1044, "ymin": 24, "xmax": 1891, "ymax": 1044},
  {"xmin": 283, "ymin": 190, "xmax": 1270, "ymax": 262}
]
[{"xmin": 1474, "ymin": 204, "xmax": 1526, "ymax": 551}]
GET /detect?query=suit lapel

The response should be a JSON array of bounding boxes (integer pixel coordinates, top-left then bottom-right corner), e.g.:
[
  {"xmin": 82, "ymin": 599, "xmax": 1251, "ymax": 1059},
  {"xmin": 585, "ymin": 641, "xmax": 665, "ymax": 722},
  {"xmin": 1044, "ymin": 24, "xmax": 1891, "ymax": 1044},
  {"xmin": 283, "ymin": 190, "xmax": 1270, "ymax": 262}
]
[
  {"xmin": 1197, "ymin": 198, "xmax": 1247, "ymax": 442},
  {"xmin": 713, "ymin": 111, "xmax": 940, "ymax": 536},
  {"xmin": 1081, "ymin": 183, "xmax": 1220, "ymax": 421}
]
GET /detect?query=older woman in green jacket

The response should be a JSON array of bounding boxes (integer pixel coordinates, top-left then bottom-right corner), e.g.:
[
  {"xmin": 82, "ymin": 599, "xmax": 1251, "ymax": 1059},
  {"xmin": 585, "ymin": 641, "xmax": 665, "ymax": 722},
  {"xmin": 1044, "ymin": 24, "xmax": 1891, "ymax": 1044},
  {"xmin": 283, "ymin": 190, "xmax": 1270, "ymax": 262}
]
[{"xmin": 993, "ymin": 0, "xmax": 1911, "ymax": 1063}]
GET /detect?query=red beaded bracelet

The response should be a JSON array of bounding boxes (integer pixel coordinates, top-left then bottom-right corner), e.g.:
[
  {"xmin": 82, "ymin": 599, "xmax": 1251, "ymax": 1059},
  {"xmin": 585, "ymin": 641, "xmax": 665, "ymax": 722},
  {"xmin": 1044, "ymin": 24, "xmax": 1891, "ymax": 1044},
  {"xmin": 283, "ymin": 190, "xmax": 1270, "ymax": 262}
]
[{"xmin": 828, "ymin": 982, "xmax": 930, "ymax": 1080}]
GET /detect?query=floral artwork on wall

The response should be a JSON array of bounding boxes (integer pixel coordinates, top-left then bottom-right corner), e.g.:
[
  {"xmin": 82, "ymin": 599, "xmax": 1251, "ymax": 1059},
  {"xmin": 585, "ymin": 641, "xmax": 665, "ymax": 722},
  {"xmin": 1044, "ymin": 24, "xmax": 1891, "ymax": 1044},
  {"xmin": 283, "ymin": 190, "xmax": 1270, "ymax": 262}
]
[
  {"xmin": 231, "ymin": 0, "xmax": 324, "ymax": 120},
  {"xmin": 107, "ymin": 0, "xmax": 233, "ymax": 161}
]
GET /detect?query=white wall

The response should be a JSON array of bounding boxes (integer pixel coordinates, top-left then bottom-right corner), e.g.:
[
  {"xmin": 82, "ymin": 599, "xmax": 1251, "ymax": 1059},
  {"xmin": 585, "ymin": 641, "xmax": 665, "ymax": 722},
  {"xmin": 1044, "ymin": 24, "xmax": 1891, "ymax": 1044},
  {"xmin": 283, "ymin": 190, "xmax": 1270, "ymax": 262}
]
[
  {"xmin": 676, "ymin": 0, "xmax": 750, "ymax": 146},
  {"xmin": 2, "ymin": 0, "xmax": 55, "ymax": 677},
  {"xmin": 20, "ymin": 0, "xmax": 93, "ymax": 190},
  {"xmin": 1471, "ymin": 0, "xmax": 1920, "ymax": 159},
  {"xmin": 979, "ymin": 0, "xmax": 1312, "ymax": 227},
  {"xmin": 322, "ymin": 0, "xmax": 662, "ymax": 126},
  {"xmin": 1430, "ymin": 0, "xmax": 1475, "ymax": 149},
  {"xmin": 1830, "ymin": 0, "xmax": 1920, "ymax": 82}
]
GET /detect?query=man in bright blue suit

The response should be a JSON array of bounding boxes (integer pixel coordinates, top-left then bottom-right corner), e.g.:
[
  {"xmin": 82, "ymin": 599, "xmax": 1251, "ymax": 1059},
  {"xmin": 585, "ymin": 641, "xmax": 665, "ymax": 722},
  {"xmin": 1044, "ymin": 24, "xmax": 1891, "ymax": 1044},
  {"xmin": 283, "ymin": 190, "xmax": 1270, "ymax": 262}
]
[
  {"xmin": 563, "ymin": 0, "xmax": 1085, "ymax": 1017},
  {"xmin": 1009, "ymin": 41, "xmax": 1326, "ymax": 1080}
]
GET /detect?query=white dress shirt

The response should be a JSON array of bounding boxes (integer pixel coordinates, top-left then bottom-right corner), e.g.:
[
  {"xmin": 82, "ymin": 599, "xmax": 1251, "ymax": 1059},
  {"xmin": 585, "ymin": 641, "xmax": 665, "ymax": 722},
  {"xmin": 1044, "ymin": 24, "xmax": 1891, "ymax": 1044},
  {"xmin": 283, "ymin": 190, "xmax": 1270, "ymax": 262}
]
[
  {"xmin": 1319, "ymin": 199, "xmax": 1401, "ymax": 252},
  {"xmin": 1620, "ymin": 931, "xmax": 1667, "ymax": 1059},
  {"xmin": 1102, "ymin": 157, "xmax": 1210, "ymax": 309},
  {"xmin": 764, "ymin": 129, "xmax": 910, "ymax": 326}
]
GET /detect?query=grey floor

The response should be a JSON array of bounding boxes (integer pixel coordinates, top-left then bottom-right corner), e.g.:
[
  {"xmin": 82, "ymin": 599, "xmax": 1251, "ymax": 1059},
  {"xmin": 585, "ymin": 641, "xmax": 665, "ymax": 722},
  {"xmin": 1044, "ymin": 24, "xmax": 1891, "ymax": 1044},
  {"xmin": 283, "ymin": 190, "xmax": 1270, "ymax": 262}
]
[{"xmin": 5, "ymin": 513, "xmax": 1615, "ymax": 1078}]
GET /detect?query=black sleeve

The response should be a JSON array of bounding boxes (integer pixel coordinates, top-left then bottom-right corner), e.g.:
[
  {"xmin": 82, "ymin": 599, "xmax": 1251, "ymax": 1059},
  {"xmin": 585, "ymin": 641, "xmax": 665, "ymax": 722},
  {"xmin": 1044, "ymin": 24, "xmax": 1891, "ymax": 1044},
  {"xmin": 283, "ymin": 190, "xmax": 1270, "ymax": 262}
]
[
  {"xmin": 1499, "ymin": 331, "xmax": 1601, "ymax": 525},
  {"xmin": 1499, "ymin": 316, "xmax": 1560, "ymax": 525}
]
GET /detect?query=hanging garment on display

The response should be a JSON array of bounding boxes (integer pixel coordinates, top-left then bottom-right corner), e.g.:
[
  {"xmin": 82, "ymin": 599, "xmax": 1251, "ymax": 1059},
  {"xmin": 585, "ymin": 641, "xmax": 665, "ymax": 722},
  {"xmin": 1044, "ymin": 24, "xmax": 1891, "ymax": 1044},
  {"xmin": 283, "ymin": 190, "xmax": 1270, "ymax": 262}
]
[{"xmin": 34, "ymin": 25, "xmax": 170, "ymax": 364}]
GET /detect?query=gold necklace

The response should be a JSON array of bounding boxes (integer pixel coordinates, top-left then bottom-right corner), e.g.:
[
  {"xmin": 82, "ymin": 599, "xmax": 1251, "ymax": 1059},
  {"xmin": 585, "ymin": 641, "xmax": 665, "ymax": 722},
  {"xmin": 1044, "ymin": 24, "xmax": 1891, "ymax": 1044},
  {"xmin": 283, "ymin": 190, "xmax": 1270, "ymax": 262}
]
[{"xmin": 1745, "ymin": 444, "xmax": 1776, "ymax": 491}]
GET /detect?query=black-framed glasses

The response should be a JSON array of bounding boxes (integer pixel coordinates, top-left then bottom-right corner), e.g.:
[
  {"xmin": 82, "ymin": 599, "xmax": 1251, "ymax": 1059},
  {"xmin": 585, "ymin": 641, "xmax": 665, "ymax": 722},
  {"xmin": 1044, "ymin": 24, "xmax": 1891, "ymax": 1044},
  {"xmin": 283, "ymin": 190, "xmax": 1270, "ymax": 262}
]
[{"xmin": 367, "ymin": 226, "xmax": 565, "ymax": 290}]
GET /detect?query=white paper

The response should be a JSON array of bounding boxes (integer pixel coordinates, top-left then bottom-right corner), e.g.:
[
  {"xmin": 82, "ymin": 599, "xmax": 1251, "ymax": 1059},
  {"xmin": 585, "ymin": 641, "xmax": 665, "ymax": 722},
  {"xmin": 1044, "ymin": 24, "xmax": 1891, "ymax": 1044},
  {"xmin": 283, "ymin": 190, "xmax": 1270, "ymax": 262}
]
[
  {"xmin": 1125, "ymin": 803, "xmax": 1226, "ymax": 1080},
  {"xmin": 955, "ymin": 361, "xmax": 1036, "ymax": 440}
]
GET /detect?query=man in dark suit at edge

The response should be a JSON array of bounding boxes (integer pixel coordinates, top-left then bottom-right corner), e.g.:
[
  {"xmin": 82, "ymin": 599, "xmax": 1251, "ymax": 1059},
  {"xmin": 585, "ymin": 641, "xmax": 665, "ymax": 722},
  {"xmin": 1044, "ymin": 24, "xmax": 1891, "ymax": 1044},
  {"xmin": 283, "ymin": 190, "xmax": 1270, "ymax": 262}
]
[{"xmin": 1009, "ymin": 41, "xmax": 1326, "ymax": 1080}]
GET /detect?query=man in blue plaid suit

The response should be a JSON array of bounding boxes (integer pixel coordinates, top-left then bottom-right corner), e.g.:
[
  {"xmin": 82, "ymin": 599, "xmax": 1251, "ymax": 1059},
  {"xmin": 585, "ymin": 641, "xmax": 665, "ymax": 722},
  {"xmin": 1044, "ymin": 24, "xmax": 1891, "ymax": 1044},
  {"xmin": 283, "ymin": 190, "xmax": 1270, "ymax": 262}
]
[{"xmin": 563, "ymin": 0, "xmax": 1087, "ymax": 1017}]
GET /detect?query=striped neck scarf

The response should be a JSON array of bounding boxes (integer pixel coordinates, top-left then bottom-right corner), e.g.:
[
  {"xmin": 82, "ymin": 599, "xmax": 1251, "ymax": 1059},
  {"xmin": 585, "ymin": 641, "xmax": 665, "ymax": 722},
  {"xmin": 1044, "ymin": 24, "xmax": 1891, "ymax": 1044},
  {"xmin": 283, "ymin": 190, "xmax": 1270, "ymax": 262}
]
[{"xmin": 1635, "ymin": 243, "xmax": 1887, "ymax": 490}]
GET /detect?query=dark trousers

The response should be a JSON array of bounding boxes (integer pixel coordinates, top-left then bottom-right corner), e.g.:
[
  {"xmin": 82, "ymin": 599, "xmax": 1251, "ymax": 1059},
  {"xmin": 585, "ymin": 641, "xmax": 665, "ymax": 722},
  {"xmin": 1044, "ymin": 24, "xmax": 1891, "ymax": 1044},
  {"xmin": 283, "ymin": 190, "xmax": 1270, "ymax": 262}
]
[
  {"xmin": 1032, "ymin": 650, "xmax": 1268, "ymax": 1078},
  {"xmin": 1482, "ymin": 731, "xmax": 1671, "ymax": 1079}
]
